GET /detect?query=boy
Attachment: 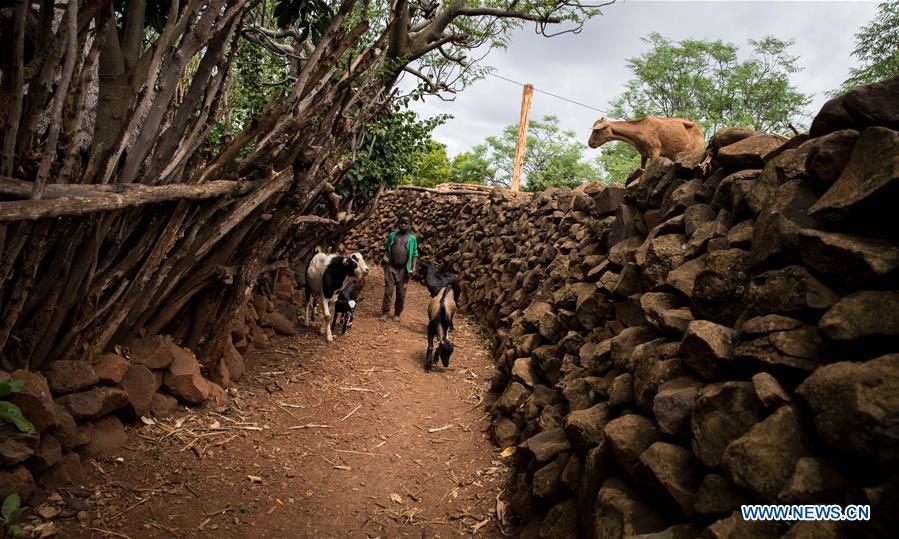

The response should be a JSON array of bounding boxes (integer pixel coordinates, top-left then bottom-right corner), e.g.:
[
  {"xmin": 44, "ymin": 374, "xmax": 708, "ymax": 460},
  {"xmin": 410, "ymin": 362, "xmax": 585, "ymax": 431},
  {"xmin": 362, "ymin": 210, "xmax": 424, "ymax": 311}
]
[{"xmin": 380, "ymin": 213, "xmax": 418, "ymax": 322}]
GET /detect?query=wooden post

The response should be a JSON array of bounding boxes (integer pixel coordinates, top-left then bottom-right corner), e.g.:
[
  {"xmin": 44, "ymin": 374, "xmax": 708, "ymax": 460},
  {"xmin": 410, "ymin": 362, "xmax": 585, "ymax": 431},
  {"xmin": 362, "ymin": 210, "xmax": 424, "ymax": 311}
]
[{"xmin": 510, "ymin": 83, "xmax": 534, "ymax": 192}]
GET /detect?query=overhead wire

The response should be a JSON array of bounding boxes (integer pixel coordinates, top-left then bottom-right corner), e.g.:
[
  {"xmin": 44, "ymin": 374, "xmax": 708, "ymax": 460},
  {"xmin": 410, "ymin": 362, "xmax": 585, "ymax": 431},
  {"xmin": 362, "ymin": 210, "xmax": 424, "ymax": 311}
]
[{"xmin": 486, "ymin": 72, "xmax": 615, "ymax": 117}]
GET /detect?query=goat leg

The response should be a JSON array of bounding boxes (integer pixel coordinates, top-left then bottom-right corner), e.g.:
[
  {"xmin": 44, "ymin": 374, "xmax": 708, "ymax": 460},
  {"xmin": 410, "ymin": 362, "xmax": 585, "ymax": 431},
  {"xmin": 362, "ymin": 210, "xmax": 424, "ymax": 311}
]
[
  {"xmin": 322, "ymin": 298, "xmax": 334, "ymax": 342},
  {"xmin": 304, "ymin": 295, "xmax": 314, "ymax": 327},
  {"xmin": 425, "ymin": 325, "xmax": 435, "ymax": 372}
]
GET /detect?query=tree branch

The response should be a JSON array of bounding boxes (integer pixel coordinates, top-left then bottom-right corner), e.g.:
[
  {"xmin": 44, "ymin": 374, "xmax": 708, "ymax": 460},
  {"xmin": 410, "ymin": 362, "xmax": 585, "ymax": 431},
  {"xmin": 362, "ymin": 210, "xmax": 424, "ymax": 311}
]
[{"xmin": 0, "ymin": 180, "xmax": 256, "ymax": 221}]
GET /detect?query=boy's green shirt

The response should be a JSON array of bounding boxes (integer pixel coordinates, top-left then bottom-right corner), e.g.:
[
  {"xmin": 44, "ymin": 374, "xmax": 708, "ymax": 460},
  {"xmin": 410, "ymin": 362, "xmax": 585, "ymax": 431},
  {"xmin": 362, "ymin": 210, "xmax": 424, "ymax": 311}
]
[{"xmin": 385, "ymin": 231, "xmax": 418, "ymax": 272}]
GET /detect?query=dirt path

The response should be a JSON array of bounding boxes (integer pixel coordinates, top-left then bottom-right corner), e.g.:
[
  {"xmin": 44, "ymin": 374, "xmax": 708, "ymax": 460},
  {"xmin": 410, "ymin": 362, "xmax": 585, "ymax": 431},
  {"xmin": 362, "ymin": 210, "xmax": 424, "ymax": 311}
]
[{"xmin": 57, "ymin": 267, "xmax": 505, "ymax": 538}]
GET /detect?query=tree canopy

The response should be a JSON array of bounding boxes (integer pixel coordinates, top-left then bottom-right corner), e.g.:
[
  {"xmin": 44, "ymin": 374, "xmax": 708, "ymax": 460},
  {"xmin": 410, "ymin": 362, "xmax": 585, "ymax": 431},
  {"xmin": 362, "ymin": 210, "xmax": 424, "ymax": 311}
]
[
  {"xmin": 471, "ymin": 115, "xmax": 602, "ymax": 192},
  {"xmin": 595, "ymin": 32, "xmax": 811, "ymax": 180},
  {"xmin": 834, "ymin": 1, "xmax": 899, "ymax": 95},
  {"xmin": 610, "ymin": 33, "xmax": 811, "ymax": 136}
]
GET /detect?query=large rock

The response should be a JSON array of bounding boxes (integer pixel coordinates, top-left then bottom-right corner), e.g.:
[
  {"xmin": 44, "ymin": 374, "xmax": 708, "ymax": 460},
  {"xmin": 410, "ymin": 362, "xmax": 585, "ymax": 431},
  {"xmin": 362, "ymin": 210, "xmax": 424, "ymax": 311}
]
[
  {"xmin": 610, "ymin": 326, "xmax": 656, "ymax": 371},
  {"xmin": 751, "ymin": 372, "xmax": 791, "ymax": 409},
  {"xmin": 805, "ymin": 129, "xmax": 859, "ymax": 183},
  {"xmin": 56, "ymin": 387, "xmax": 129, "ymax": 420},
  {"xmin": 533, "ymin": 453, "xmax": 569, "ymax": 499},
  {"xmin": 520, "ymin": 428, "xmax": 571, "ymax": 464},
  {"xmin": 496, "ymin": 381, "xmax": 530, "ymax": 414},
  {"xmin": 608, "ymin": 373, "xmax": 635, "ymax": 410},
  {"xmin": 709, "ymin": 127, "xmax": 758, "ymax": 153},
  {"xmin": 163, "ymin": 348, "xmax": 211, "ymax": 403},
  {"xmin": 809, "ymin": 74, "xmax": 899, "ymax": 137},
  {"xmin": 7, "ymin": 370, "xmax": 58, "ymax": 432},
  {"xmin": 702, "ymin": 510, "xmax": 782, "ymax": 539},
  {"xmin": 796, "ymin": 355, "xmax": 899, "ymax": 468},
  {"xmin": 722, "ymin": 405, "xmax": 808, "ymax": 501},
  {"xmin": 666, "ymin": 255, "xmax": 706, "ymax": 298},
  {"xmin": 91, "ymin": 353, "xmax": 130, "ymax": 385},
  {"xmin": 593, "ymin": 477, "xmax": 668, "ymax": 539},
  {"xmin": 149, "ymin": 391, "xmax": 179, "ymax": 418},
  {"xmin": 691, "ymin": 381, "xmax": 764, "ymax": 468},
  {"xmin": 82, "ymin": 414, "xmax": 128, "ymax": 457},
  {"xmin": 653, "ymin": 376, "xmax": 704, "ymax": 439},
  {"xmin": 38, "ymin": 451, "xmax": 84, "ymax": 491},
  {"xmin": 491, "ymin": 415, "xmax": 520, "ymax": 448},
  {"xmin": 694, "ymin": 474, "xmax": 751, "ymax": 515},
  {"xmin": 0, "ymin": 424, "xmax": 38, "ymax": 466},
  {"xmin": 818, "ymin": 291, "xmax": 899, "ymax": 341},
  {"xmin": 717, "ymin": 134, "xmax": 787, "ymax": 170},
  {"xmin": 735, "ymin": 316, "xmax": 824, "ymax": 373},
  {"xmin": 594, "ymin": 185, "xmax": 626, "ymax": 216},
  {"xmin": 603, "ymin": 415, "xmax": 659, "ymax": 476},
  {"xmin": 745, "ymin": 265, "xmax": 839, "ymax": 318},
  {"xmin": 565, "ymin": 403, "xmax": 612, "ymax": 452},
  {"xmin": 643, "ymin": 235, "xmax": 686, "ymax": 289},
  {"xmin": 679, "ymin": 320, "xmax": 736, "ymax": 381},
  {"xmin": 28, "ymin": 433, "xmax": 62, "ymax": 471},
  {"xmin": 690, "ymin": 249, "xmax": 750, "ymax": 326},
  {"xmin": 222, "ymin": 340, "xmax": 246, "ymax": 382},
  {"xmin": 798, "ymin": 229, "xmax": 899, "ymax": 286},
  {"xmin": 749, "ymin": 180, "xmax": 822, "ymax": 268},
  {"xmin": 45, "ymin": 360, "xmax": 99, "ymax": 395},
  {"xmin": 512, "ymin": 357, "xmax": 539, "ymax": 388},
  {"xmin": 262, "ymin": 311, "xmax": 297, "ymax": 336},
  {"xmin": 120, "ymin": 364, "xmax": 159, "ymax": 418},
  {"xmin": 808, "ymin": 127, "xmax": 899, "ymax": 232},
  {"xmin": 540, "ymin": 499, "xmax": 579, "ymax": 539},
  {"xmin": 51, "ymin": 403, "xmax": 83, "ymax": 450},
  {"xmin": 578, "ymin": 444, "xmax": 612, "ymax": 532},
  {"xmin": 0, "ymin": 465, "xmax": 34, "ymax": 503},
  {"xmin": 778, "ymin": 456, "xmax": 846, "ymax": 504},
  {"xmin": 637, "ymin": 442, "xmax": 700, "ymax": 516},
  {"xmin": 633, "ymin": 341, "xmax": 684, "ymax": 409},
  {"xmin": 129, "ymin": 334, "xmax": 181, "ymax": 369}
]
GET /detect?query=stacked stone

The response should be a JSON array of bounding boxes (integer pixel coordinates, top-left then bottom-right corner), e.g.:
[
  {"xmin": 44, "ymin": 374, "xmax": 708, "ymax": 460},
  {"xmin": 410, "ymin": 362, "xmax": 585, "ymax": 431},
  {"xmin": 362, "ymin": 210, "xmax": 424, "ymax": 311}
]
[
  {"xmin": 0, "ymin": 253, "xmax": 307, "ymax": 506},
  {"xmin": 0, "ymin": 336, "xmax": 228, "ymax": 504},
  {"xmin": 345, "ymin": 76, "xmax": 899, "ymax": 538},
  {"xmin": 229, "ymin": 267, "xmax": 302, "ymax": 358}
]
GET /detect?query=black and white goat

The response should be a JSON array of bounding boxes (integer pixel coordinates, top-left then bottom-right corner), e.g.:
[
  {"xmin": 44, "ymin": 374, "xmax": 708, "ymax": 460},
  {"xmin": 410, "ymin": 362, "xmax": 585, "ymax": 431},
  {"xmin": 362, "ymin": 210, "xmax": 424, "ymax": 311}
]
[
  {"xmin": 304, "ymin": 251, "xmax": 369, "ymax": 342},
  {"xmin": 330, "ymin": 279, "xmax": 362, "ymax": 335}
]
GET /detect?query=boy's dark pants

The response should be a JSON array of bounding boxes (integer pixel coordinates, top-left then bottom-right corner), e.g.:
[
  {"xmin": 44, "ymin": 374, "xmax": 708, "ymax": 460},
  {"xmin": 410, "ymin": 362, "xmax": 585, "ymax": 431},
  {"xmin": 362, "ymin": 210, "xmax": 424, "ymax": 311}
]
[{"xmin": 382, "ymin": 265, "xmax": 409, "ymax": 315}]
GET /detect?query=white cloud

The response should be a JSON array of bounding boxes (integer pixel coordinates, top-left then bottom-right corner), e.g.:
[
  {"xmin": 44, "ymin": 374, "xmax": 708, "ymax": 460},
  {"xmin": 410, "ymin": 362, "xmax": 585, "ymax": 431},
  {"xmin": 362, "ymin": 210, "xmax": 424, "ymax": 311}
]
[{"xmin": 407, "ymin": 0, "xmax": 879, "ymax": 157}]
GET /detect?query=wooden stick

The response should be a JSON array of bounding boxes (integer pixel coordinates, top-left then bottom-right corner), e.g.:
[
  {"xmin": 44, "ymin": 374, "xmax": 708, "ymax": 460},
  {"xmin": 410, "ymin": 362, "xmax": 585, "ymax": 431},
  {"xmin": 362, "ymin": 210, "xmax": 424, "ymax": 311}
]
[
  {"xmin": 0, "ymin": 179, "xmax": 254, "ymax": 221},
  {"xmin": 288, "ymin": 423, "xmax": 332, "ymax": 430},
  {"xmin": 395, "ymin": 185, "xmax": 489, "ymax": 196},
  {"xmin": 428, "ymin": 424, "xmax": 454, "ymax": 433},
  {"xmin": 341, "ymin": 404, "xmax": 362, "ymax": 421},
  {"xmin": 510, "ymin": 83, "xmax": 534, "ymax": 192}
]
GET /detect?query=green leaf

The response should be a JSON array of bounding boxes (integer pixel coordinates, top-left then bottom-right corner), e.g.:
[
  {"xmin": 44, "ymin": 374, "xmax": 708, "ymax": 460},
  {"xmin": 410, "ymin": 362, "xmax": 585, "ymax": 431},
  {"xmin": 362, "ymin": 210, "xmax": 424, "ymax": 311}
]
[
  {"xmin": 2, "ymin": 494, "xmax": 20, "ymax": 520},
  {"xmin": 0, "ymin": 402, "xmax": 36, "ymax": 433},
  {"xmin": 0, "ymin": 379, "xmax": 24, "ymax": 397}
]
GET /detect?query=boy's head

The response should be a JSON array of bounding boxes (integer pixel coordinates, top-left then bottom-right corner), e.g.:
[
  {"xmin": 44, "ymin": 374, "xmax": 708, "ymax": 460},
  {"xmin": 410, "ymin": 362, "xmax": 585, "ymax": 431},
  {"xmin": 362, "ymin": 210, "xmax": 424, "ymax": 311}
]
[{"xmin": 397, "ymin": 213, "xmax": 412, "ymax": 233}]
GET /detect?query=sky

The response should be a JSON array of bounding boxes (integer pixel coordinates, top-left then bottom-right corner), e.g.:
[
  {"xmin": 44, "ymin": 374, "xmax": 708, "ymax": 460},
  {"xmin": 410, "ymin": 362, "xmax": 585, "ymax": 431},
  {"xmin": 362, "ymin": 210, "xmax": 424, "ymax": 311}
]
[{"xmin": 404, "ymin": 0, "xmax": 879, "ymax": 158}]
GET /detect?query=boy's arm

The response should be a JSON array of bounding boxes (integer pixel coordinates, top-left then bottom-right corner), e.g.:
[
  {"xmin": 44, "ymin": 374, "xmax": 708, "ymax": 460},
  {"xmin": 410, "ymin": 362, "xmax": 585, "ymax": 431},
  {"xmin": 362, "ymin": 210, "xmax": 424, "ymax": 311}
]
[{"xmin": 410, "ymin": 236, "xmax": 419, "ymax": 273}]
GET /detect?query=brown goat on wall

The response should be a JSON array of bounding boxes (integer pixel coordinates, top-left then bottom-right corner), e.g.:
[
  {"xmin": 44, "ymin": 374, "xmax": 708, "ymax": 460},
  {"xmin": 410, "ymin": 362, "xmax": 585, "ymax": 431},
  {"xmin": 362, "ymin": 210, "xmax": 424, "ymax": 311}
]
[{"xmin": 588, "ymin": 116, "xmax": 705, "ymax": 168}]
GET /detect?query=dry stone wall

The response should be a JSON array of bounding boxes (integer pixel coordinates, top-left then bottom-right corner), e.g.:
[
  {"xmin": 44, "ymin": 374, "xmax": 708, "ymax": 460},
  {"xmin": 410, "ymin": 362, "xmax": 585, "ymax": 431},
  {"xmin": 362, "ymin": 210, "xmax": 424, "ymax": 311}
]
[
  {"xmin": 344, "ymin": 76, "xmax": 899, "ymax": 538},
  {"xmin": 0, "ymin": 264, "xmax": 306, "ymax": 506}
]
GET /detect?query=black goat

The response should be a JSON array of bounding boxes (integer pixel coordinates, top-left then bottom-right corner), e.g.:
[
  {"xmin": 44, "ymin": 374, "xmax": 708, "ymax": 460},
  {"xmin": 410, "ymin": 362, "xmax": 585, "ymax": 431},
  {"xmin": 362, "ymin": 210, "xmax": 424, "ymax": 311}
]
[
  {"xmin": 426, "ymin": 285, "xmax": 457, "ymax": 372},
  {"xmin": 330, "ymin": 280, "xmax": 362, "ymax": 335},
  {"xmin": 419, "ymin": 260, "xmax": 459, "ymax": 299}
]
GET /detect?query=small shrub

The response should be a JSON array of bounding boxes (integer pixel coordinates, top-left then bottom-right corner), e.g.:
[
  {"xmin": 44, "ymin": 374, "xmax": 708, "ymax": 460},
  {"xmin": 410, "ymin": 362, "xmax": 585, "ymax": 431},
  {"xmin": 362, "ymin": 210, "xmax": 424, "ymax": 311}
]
[{"xmin": 0, "ymin": 379, "xmax": 36, "ymax": 434}]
